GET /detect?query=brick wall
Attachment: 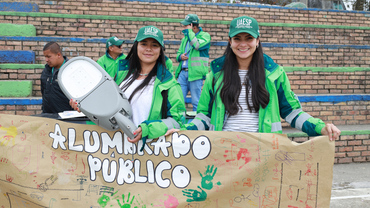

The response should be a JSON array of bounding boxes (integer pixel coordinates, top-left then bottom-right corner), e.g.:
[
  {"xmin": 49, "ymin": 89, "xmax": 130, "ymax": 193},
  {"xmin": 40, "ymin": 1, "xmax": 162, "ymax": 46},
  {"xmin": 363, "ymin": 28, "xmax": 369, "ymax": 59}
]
[
  {"xmin": 1, "ymin": 1, "xmax": 370, "ymax": 67},
  {"xmin": 290, "ymin": 134, "xmax": 370, "ymax": 163},
  {"xmin": 0, "ymin": 66, "xmax": 43, "ymax": 96},
  {"xmin": 0, "ymin": 18, "xmax": 370, "ymax": 67},
  {"xmin": 282, "ymin": 100, "xmax": 370, "ymax": 126},
  {"xmin": 0, "ymin": 0, "xmax": 369, "ymax": 121},
  {"xmin": 19, "ymin": 0, "xmax": 370, "ymax": 26},
  {"xmin": 1, "ymin": 0, "xmax": 370, "ymax": 101},
  {"xmin": 287, "ymin": 71, "xmax": 370, "ymax": 94},
  {"xmin": 1, "ymin": 64, "xmax": 370, "ymax": 97},
  {"xmin": 0, "ymin": 104, "xmax": 41, "ymax": 116}
]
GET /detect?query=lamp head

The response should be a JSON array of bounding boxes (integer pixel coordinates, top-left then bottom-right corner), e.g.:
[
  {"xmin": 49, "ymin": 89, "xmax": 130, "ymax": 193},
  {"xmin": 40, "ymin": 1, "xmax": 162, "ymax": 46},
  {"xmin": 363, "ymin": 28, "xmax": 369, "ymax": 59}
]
[{"xmin": 58, "ymin": 56, "xmax": 137, "ymax": 139}]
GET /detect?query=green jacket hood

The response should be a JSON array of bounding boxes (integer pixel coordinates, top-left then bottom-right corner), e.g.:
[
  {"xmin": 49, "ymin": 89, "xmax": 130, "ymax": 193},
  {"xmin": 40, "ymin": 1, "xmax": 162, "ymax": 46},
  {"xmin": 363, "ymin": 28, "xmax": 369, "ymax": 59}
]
[{"xmin": 263, "ymin": 53, "xmax": 278, "ymax": 73}]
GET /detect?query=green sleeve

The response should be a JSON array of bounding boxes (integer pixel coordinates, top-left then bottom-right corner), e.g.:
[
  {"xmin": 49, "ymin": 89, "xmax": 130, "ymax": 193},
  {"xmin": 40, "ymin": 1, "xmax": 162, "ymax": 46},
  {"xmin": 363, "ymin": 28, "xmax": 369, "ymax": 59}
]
[
  {"xmin": 277, "ymin": 69, "xmax": 325, "ymax": 135},
  {"xmin": 196, "ymin": 72, "xmax": 214, "ymax": 117},
  {"xmin": 96, "ymin": 56, "xmax": 105, "ymax": 69},
  {"xmin": 187, "ymin": 30, "xmax": 211, "ymax": 50},
  {"xmin": 184, "ymin": 72, "xmax": 214, "ymax": 130},
  {"xmin": 140, "ymin": 83, "xmax": 186, "ymax": 139},
  {"xmin": 176, "ymin": 38, "xmax": 186, "ymax": 62},
  {"xmin": 165, "ymin": 58, "xmax": 173, "ymax": 73}
]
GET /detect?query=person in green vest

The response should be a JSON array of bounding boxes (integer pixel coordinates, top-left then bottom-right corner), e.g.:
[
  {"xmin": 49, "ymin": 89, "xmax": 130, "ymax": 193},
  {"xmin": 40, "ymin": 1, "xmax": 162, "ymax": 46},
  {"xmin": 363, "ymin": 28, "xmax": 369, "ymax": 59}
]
[
  {"xmin": 97, "ymin": 36, "xmax": 127, "ymax": 84},
  {"xmin": 175, "ymin": 14, "xmax": 211, "ymax": 111},
  {"xmin": 168, "ymin": 16, "xmax": 341, "ymax": 141}
]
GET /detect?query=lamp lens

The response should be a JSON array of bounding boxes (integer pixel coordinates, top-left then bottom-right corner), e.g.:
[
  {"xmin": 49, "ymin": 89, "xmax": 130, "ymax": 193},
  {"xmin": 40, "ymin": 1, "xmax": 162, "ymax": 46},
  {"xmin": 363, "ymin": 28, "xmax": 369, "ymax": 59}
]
[{"xmin": 60, "ymin": 60, "xmax": 103, "ymax": 98}]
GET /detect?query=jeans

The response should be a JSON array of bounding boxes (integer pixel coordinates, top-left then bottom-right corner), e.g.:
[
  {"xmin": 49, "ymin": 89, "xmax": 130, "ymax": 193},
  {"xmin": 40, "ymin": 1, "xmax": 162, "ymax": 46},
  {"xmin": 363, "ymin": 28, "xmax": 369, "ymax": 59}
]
[{"xmin": 178, "ymin": 70, "xmax": 203, "ymax": 111}]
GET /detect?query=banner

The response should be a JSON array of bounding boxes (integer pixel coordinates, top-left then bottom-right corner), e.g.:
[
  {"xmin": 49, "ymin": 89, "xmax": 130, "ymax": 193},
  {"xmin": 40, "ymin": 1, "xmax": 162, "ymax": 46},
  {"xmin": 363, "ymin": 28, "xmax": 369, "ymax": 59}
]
[{"xmin": 0, "ymin": 114, "xmax": 334, "ymax": 208}]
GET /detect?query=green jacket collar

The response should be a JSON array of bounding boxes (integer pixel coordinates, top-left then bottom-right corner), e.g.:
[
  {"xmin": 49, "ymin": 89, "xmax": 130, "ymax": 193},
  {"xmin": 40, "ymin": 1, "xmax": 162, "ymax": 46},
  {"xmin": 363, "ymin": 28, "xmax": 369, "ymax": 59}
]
[{"xmin": 210, "ymin": 56, "xmax": 225, "ymax": 75}]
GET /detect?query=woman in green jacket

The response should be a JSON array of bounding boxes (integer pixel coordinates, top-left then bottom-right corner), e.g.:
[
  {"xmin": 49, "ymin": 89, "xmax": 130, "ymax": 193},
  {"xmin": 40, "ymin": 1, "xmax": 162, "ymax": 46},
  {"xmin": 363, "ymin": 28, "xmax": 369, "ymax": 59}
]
[
  {"xmin": 71, "ymin": 26, "xmax": 186, "ymax": 149},
  {"xmin": 182, "ymin": 16, "xmax": 341, "ymax": 141},
  {"xmin": 118, "ymin": 26, "xmax": 186, "ymax": 149}
]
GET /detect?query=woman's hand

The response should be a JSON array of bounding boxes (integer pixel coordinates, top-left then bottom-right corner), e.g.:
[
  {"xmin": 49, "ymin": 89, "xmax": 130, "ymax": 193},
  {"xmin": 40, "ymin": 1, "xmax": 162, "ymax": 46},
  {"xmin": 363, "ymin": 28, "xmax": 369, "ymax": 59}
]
[
  {"xmin": 127, "ymin": 127, "xmax": 179, "ymax": 144},
  {"xmin": 127, "ymin": 127, "xmax": 142, "ymax": 143},
  {"xmin": 69, "ymin": 99, "xmax": 80, "ymax": 112},
  {"xmin": 321, "ymin": 123, "xmax": 341, "ymax": 141},
  {"xmin": 165, "ymin": 128, "xmax": 180, "ymax": 136}
]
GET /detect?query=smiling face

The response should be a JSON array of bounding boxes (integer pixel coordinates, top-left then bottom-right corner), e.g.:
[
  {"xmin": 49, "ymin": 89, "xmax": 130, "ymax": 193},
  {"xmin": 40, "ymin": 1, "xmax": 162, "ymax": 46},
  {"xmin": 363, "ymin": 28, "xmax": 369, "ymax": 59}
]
[
  {"xmin": 137, "ymin": 38, "xmax": 161, "ymax": 67},
  {"xmin": 229, "ymin": 32, "xmax": 259, "ymax": 64}
]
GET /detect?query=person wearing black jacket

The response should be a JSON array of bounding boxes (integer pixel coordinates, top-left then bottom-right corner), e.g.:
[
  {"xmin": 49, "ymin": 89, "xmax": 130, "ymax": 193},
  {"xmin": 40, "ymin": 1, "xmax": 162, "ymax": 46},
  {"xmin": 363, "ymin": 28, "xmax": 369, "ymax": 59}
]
[{"xmin": 40, "ymin": 42, "xmax": 73, "ymax": 115}]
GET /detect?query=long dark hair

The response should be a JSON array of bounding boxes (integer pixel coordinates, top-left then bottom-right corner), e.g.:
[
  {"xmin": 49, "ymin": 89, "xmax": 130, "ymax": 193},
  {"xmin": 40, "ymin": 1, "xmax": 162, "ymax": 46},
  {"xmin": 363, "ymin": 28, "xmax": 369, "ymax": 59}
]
[
  {"xmin": 120, "ymin": 40, "xmax": 166, "ymax": 102},
  {"xmin": 220, "ymin": 40, "xmax": 269, "ymax": 115}
]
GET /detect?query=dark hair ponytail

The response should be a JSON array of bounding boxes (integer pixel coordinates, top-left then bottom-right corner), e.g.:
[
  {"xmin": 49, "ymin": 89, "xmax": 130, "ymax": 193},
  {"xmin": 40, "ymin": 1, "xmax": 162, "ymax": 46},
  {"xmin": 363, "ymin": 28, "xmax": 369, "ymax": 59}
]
[{"xmin": 220, "ymin": 41, "xmax": 269, "ymax": 115}]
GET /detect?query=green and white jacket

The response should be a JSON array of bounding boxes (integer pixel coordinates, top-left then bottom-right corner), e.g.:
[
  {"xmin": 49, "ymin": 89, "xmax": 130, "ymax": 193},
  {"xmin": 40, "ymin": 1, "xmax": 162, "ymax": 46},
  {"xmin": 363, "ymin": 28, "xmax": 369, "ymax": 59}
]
[
  {"xmin": 175, "ymin": 28, "xmax": 211, "ymax": 81},
  {"xmin": 118, "ymin": 59, "xmax": 186, "ymax": 144},
  {"xmin": 186, "ymin": 54, "xmax": 326, "ymax": 136},
  {"xmin": 97, "ymin": 52, "xmax": 127, "ymax": 85}
]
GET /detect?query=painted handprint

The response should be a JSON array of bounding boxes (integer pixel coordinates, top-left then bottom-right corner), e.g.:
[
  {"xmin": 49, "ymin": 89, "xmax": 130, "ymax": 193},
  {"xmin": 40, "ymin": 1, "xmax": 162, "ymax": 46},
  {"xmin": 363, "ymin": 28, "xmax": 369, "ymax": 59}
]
[
  {"xmin": 97, "ymin": 193, "xmax": 111, "ymax": 208},
  {"xmin": 117, "ymin": 193, "xmax": 135, "ymax": 208},
  {"xmin": 182, "ymin": 186, "xmax": 207, "ymax": 202},
  {"xmin": 199, "ymin": 165, "xmax": 217, "ymax": 190},
  {"xmin": 152, "ymin": 194, "xmax": 179, "ymax": 208}
]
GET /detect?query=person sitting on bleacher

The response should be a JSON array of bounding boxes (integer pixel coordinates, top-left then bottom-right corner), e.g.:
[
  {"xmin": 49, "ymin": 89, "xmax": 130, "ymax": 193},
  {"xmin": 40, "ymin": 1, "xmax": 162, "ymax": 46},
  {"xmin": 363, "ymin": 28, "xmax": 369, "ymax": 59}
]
[{"xmin": 40, "ymin": 42, "xmax": 73, "ymax": 116}]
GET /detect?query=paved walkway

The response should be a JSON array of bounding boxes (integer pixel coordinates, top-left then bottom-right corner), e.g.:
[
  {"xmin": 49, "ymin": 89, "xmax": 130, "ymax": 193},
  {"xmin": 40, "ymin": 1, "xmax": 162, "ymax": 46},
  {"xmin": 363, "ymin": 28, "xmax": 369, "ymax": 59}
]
[{"xmin": 331, "ymin": 162, "xmax": 370, "ymax": 207}]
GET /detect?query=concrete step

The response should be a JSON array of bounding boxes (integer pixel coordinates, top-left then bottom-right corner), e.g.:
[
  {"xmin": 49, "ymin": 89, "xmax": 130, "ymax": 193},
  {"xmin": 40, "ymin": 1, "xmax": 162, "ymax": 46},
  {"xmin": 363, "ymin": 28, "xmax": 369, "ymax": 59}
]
[
  {"xmin": 0, "ymin": 23, "xmax": 36, "ymax": 37},
  {"xmin": 0, "ymin": 80, "xmax": 32, "ymax": 97},
  {"xmin": 283, "ymin": 124, "xmax": 370, "ymax": 137}
]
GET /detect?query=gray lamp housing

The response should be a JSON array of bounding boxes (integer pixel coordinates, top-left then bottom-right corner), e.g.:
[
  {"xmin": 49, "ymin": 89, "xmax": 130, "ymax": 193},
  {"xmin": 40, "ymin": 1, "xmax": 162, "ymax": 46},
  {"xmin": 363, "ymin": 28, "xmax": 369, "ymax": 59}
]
[{"xmin": 58, "ymin": 56, "xmax": 136, "ymax": 139}]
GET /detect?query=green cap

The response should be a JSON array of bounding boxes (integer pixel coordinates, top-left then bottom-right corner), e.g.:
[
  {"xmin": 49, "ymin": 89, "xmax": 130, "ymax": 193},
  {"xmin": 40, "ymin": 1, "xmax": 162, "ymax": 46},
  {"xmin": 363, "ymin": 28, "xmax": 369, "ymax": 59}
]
[
  {"xmin": 181, "ymin": 14, "xmax": 200, "ymax": 25},
  {"xmin": 106, "ymin": 36, "xmax": 124, "ymax": 49},
  {"xmin": 229, "ymin": 16, "xmax": 260, "ymax": 38},
  {"xmin": 134, "ymin": 25, "xmax": 164, "ymax": 47}
]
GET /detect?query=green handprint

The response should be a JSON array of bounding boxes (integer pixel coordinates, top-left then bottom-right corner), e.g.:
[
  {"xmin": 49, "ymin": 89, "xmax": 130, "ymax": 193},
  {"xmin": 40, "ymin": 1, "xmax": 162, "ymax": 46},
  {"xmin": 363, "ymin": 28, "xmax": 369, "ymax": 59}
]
[
  {"xmin": 182, "ymin": 186, "xmax": 207, "ymax": 202},
  {"xmin": 199, "ymin": 165, "xmax": 217, "ymax": 190},
  {"xmin": 117, "ymin": 193, "xmax": 135, "ymax": 208},
  {"xmin": 97, "ymin": 193, "xmax": 110, "ymax": 208}
]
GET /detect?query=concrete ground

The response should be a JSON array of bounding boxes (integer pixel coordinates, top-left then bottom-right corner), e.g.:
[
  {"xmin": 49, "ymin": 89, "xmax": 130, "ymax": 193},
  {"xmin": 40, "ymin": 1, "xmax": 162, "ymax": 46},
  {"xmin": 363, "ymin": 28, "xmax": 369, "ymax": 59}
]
[{"xmin": 331, "ymin": 162, "xmax": 370, "ymax": 208}]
